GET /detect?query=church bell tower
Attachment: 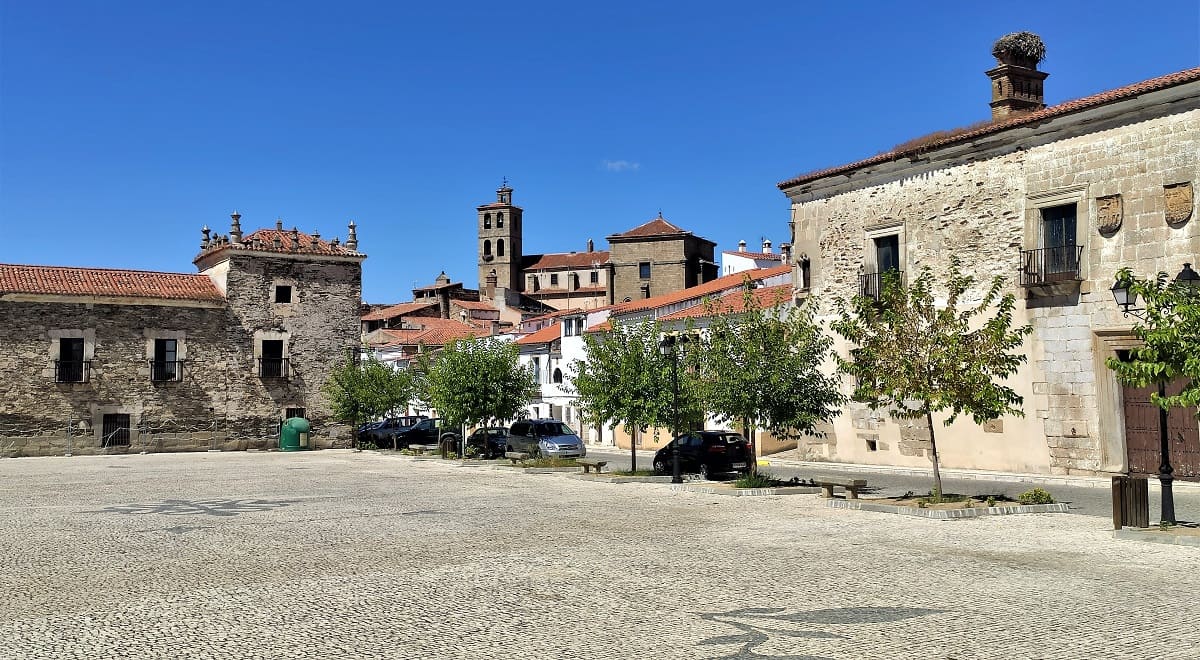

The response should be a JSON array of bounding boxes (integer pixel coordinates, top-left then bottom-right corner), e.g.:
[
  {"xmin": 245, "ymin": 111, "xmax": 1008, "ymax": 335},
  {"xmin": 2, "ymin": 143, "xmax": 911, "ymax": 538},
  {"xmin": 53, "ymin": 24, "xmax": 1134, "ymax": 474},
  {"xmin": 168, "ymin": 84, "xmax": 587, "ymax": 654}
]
[{"xmin": 477, "ymin": 180, "xmax": 523, "ymax": 292}]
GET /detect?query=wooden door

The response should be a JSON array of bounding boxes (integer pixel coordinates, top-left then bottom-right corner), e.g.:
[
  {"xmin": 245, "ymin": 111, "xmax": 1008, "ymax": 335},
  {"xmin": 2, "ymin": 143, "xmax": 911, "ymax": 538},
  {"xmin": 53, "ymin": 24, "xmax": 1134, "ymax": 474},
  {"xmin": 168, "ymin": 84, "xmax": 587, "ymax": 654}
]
[{"xmin": 1122, "ymin": 379, "xmax": 1200, "ymax": 480}]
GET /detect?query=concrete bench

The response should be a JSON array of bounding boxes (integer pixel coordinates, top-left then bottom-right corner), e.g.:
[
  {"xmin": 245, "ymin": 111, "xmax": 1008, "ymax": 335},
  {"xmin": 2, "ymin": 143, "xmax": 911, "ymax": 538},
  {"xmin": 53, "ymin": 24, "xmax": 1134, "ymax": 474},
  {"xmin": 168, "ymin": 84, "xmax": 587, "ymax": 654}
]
[
  {"xmin": 813, "ymin": 477, "xmax": 868, "ymax": 499},
  {"xmin": 410, "ymin": 444, "xmax": 439, "ymax": 455},
  {"xmin": 504, "ymin": 451, "xmax": 530, "ymax": 465},
  {"xmin": 577, "ymin": 458, "xmax": 608, "ymax": 474}
]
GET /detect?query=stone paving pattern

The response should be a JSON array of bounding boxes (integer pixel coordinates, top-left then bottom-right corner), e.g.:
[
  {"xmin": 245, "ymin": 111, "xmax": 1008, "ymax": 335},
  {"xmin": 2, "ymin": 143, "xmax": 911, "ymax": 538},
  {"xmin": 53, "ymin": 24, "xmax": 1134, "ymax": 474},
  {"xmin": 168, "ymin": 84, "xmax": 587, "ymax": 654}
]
[{"xmin": 1, "ymin": 450, "xmax": 1198, "ymax": 659}]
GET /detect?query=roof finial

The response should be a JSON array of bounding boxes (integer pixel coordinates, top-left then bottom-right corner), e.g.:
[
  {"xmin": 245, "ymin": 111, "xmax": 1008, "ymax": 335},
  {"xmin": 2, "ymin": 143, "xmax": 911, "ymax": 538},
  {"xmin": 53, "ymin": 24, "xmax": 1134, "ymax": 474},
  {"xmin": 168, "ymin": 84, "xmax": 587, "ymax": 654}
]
[
  {"xmin": 275, "ymin": 217, "xmax": 284, "ymax": 231},
  {"xmin": 345, "ymin": 220, "xmax": 358, "ymax": 250},
  {"xmin": 229, "ymin": 211, "xmax": 242, "ymax": 244},
  {"xmin": 657, "ymin": 209, "xmax": 663, "ymax": 218}
]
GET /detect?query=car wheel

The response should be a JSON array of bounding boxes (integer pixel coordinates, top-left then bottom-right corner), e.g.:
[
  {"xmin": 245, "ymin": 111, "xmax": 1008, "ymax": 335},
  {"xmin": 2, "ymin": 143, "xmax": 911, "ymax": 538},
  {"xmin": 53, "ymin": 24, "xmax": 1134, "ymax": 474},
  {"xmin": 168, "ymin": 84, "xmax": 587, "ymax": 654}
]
[{"xmin": 652, "ymin": 459, "xmax": 667, "ymax": 474}]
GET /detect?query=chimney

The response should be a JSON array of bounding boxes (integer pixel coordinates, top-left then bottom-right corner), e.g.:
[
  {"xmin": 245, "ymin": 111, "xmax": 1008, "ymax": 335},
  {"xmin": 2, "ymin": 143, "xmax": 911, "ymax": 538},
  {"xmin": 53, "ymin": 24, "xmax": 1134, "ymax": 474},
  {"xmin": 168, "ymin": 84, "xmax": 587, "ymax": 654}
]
[
  {"xmin": 345, "ymin": 221, "xmax": 358, "ymax": 250},
  {"xmin": 310, "ymin": 230, "xmax": 320, "ymax": 249},
  {"xmin": 738, "ymin": 240, "xmax": 747, "ymax": 253},
  {"xmin": 780, "ymin": 243, "xmax": 792, "ymax": 264},
  {"xmin": 762, "ymin": 239, "xmax": 772, "ymax": 254},
  {"xmin": 485, "ymin": 269, "xmax": 498, "ymax": 299},
  {"xmin": 290, "ymin": 227, "xmax": 300, "ymax": 251},
  {"xmin": 229, "ymin": 211, "xmax": 242, "ymax": 244},
  {"xmin": 275, "ymin": 218, "xmax": 284, "ymax": 231},
  {"xmin": 587, "ymin": 239, "xmax": 594, "ymax": 253},
  {"xmin": 200, "ymin": 226, "xmax": 211, "ymax": 250},
  {"xmin": 987, "ymin": 32, "xmax": 1048, "ymax": 120}
]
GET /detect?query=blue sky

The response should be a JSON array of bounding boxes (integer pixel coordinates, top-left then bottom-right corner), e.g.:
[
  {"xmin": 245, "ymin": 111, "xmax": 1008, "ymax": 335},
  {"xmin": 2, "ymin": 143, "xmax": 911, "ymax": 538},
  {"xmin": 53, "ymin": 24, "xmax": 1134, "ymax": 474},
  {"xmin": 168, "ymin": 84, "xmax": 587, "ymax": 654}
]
[{"xmin": 2, "ymin": 1, "xmax": 1198, "ymax": 302}]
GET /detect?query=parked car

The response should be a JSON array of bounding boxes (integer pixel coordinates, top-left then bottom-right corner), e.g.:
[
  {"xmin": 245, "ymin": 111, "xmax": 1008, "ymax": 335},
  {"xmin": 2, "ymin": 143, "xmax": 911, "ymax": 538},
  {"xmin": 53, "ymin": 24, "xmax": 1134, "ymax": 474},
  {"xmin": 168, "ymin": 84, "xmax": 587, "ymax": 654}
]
[
  {"xmin": 392, "ymin": 417, "xmax": 459, "ymax": 449},
  {"xmin": 358, "ymin": 415, "xmax": 427, "ymax": 449},
  {"xmin": 465, "ymin": 427, "xmax": 509, "ymax": 459},
  {"xmin": 506, "ymin": 419, "xmax": 585, "ymax": 459},
  {"xmin": 652, "ymin": 431, "xmax": 751, "ymax": 480}
]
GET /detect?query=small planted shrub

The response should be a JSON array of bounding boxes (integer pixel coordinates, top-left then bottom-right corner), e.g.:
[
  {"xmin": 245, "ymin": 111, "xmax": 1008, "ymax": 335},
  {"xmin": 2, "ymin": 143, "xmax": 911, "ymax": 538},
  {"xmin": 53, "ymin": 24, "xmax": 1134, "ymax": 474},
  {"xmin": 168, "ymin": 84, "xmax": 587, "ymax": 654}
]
[
  {"xmin": 733, "ymin": 472, "xmax": 778, "ymax": 489},
  {"xmin": 1017, "ymin": 488, "xmax": 1055, "ymax": 505},
  {"xmin": 986, "ymin": 496, "xmax": 997, "ymax": 508},
  {"xmin": 359, "ymin": 441, "xmax": 379, "ymax": 451},
  {"xmin": 524, "ymin": 457, "xmax": 578, "ymax": 468}
]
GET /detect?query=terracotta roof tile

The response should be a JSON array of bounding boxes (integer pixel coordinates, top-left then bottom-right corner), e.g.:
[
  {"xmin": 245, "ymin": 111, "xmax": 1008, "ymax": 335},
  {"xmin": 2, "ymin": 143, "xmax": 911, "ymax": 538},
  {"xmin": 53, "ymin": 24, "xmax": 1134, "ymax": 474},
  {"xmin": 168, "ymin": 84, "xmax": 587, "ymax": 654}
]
[
  {"xmin": 361, "ymin": 301, "xmax": 437, "ymax": 321},
  {"xmin": 0, "ymin": 264, "xmax": 225, "ymax": 302},
  {"xmin": 610, "ymin": 265, "xmax": 792, "ymax": 316},
  {"xmin": 609, "ymin": 215, "xmax": 687, "ymax": 239},
  {"xmin": 721, "ymin": 251, "xmax": 783, "ymax": 261},
  {"xmin": 522, "ymin": 251, "xmax": 611, "ymax": 270},
  {"xmin": 778, "ymin": 66, "xmax": 1200, "ymax": 190},
  {"xmin": 196, "ymin": 227, "xmax": 363, "ymax": 262},
  {"xmin": 658, "ymin": 284, "xmax": 792, "ymax": 321},
  {"xmin": 517, "ymin": 322, "xmax": 561, "ymax": 345},
  {"xmin": 372, "ymin": 320, "xmax": 487, "ymax": 347},
  {"xmin": 451, "ymin": 299, "xmax": 498, "ymax": 311}
]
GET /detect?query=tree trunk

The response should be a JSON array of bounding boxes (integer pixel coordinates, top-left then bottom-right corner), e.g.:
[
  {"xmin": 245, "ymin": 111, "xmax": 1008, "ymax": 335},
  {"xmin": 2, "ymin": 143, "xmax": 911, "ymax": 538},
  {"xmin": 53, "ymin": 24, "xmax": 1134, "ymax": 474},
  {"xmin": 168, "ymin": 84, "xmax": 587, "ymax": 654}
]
[
  {"xmin": 742, "ymin": 417, "xmax": 756, "ymax": 476},
  {"xmin": 925, "ymin": 409, "xmax": 943, "ymax": 500},
  {"xmin": 630, "ymin": 426, "xmax": 637, "ymax": 472}
]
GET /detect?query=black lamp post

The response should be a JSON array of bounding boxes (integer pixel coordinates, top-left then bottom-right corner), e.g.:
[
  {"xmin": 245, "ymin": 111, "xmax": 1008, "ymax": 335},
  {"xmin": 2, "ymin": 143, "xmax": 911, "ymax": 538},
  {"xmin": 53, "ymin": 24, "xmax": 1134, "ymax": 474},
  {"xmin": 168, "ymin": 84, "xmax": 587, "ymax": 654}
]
[
  {"xmin": 659, "ymin": 334, "xmax": 690, "ymax": 484},
  {"xmin": 1111, "ymin": 262, "xmax": 1200, "ymax": 525}
]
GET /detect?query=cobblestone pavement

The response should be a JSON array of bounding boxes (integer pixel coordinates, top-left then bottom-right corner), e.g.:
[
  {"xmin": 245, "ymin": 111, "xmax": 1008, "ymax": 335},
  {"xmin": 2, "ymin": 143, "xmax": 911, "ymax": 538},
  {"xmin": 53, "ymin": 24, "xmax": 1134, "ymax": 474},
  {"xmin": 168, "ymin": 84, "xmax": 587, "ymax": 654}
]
[{"xmin": 1, "ymin": 450, "xmax": 1198, "ymax": 659}]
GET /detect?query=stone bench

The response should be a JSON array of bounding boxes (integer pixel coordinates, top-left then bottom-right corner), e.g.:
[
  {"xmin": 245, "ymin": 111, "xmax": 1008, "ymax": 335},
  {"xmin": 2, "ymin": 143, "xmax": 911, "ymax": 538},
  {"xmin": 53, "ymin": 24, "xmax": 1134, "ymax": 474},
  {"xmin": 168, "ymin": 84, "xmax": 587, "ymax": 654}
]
[
  {"xmin": 504, "ymin": 451, "xmax": 530, "ymax": 465},
  {"xmin": 410, "ymin": 444, "xmax": 440, "ymax": 455},
  {"xmin": 813, "ymin": 477, "xmax": 868, "ymax": 500},
  {"xmin": 577, "ymin": 458, "xmax": 608, "ymax": 474}
]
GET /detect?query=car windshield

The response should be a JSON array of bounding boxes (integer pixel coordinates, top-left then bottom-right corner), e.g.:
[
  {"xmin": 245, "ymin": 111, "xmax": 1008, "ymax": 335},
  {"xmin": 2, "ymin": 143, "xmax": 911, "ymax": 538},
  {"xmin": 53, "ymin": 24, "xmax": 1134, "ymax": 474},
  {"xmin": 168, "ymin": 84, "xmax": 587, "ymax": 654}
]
[{"xmin": 534, "ymin": 422, "xmax": 574, "ymax": 437}]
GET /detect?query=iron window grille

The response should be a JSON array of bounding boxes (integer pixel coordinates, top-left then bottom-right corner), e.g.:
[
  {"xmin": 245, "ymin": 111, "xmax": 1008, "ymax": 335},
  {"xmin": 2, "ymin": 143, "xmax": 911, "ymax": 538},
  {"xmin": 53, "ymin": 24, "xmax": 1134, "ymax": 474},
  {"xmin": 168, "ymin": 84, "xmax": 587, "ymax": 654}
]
[
  {"xmin": 1020, "ymin": 245, "xmax": 1083, "ymax": 286},
  {"xmin": 859, "ymin": 271, "xmax": 904, "ymax": 301},
  {"xmin": 150, "ymin": 360, "xmax": 184, "ymax": 382},
  {"xmin": 54, "ymin": 360, "xmax": 91, "ymax": 383},
  {"xmin": 258, "ymin": 357, "xmax": 290, "ymax": 379}
]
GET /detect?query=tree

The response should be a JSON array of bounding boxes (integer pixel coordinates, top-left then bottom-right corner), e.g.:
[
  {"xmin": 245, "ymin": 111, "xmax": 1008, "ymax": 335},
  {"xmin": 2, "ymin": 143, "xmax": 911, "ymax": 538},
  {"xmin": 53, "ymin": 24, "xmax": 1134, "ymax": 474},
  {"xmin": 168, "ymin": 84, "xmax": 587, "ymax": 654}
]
[
  {"xmin": 1105, "ymin": 266, "xmax": 1200, "ymax": 410},
  {"xmin": 830, "ymin": 260, "xmax": 1032, "ymax": 498},
  {"xmin": 323, "ymin": 354, "xmax": 416, "ymax": 448},
  {"xmin": 692, "ymin": 286, "xmax": 845, "ymax": 474},
  {"xmin": 572, "ymin": 318, "xmax": 691, "ymax": 471},
  {"xmin": 416, "ymin": 337, "xmax": 538, "ymax": 452}
]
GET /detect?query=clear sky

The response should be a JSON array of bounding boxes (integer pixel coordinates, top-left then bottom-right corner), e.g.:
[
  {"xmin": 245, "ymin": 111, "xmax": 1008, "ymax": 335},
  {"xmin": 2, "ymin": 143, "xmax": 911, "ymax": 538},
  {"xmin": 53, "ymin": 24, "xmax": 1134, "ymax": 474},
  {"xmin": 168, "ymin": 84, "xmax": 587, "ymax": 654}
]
[{"xmin": 2, "ymin": 1, "xmax": 1198, "ymax": 302}]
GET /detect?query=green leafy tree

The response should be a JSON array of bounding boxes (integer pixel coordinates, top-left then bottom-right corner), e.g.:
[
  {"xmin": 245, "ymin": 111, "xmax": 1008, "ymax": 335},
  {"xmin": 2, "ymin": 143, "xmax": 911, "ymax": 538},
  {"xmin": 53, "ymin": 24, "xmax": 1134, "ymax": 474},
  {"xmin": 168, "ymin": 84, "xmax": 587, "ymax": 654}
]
[
  {"xmin": 1105, "ymin": 267, "xmax": 1200, "ymax": 410},
  {"xmin": 693, "ymin": 286, "xmax": 845, "ymax": 474},
  {"xmin": 830, "ymin": 260, "xmax": 1032, "ymax": 498},
  {"xmin": 572, "ymin": 318, "xmax": 693, "ymax": 471},
  {"xmin": 324, "ymin": 354, "xmax": 416, "ymax": 448},
  {"xmin": 416, "ymin": 337, "xmax": 539, "ymax": 450}
]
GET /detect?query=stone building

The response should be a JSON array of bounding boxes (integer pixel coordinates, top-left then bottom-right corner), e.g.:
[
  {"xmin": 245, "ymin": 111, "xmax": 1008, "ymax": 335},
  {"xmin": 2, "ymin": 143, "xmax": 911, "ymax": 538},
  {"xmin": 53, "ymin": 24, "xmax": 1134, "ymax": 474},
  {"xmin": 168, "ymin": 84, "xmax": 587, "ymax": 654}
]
[
  {"xmin": 779, "ymin": 34, "xmax": 1200, "ymax": 477},
  {"xmin": 475, "ymin": 183, "xmax": 717, "ymax": 318},
  {"xmin": 0, "ymin": 214, "xmax": 365, "ymax": 456}
]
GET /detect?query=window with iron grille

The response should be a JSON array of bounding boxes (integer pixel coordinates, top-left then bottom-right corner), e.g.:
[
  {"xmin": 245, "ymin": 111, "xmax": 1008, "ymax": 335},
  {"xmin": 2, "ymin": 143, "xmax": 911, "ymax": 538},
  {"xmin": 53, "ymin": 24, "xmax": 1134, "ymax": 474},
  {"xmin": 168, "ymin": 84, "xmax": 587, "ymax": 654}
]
[
  {"xmin": 151, "ymin": 338, "xmax": 181, "ymax": 382},
  {"xmin": 56, "ymin": 338, "xmax": 87, "ymax": 383},
  {"xmin": 259, "ymin": 340, "xmax": 287, "ymax": 378},
  {"xmin": 284, "ymin": 407, "xmax": 306, "ymax": 420},
  {"xmin": 101, "ymin": 414, "xmax": 131, "ymax": 447}
]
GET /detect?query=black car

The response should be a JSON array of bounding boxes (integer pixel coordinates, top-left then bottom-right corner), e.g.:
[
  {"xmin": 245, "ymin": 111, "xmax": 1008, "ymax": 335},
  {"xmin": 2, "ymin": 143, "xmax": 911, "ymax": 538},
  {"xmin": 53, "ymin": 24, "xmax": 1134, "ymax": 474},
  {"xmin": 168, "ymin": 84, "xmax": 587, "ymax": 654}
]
[
  {"xmin": 359, "ymin": 415, "xmax": 426, "ymax": 449},
  {"xmin": 465, "ymin": 427, "xmax": 509, "ymax": 459},
  {"xmin": 392, "ymin": 417, "xmax": 458, "ymax": 449},
  {"xmin": 652, "ymin": 431, "xmax": 752, "ymax": 480}
]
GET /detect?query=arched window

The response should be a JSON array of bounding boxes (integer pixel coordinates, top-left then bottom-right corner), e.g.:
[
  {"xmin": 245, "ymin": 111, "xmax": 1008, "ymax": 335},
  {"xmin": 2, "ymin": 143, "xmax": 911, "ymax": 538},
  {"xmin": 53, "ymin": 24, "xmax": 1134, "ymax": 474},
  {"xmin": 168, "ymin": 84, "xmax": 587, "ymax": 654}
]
[
  {"xmin": 552, "ymin": 368, "xmax": 563, "ymax": 384},
  {"xmin": 483, "ymin": 214, "xmax": 491, "ymax": 229},
  {"xmin": 497, "ymin": 213, "xmax": 505, "ymax": 228},
  {"xmin": 497, "ymin": 239, "xmax": 505, "ymax": 256},
  {"xmin": 483, "ymin": 240, "xmax": 492, "ymax": 256}
]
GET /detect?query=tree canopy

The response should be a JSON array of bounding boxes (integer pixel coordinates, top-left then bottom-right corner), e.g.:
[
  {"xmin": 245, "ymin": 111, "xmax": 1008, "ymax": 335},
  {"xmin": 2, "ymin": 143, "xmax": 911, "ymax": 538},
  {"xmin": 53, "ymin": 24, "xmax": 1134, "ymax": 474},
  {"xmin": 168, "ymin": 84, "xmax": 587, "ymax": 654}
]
[
  {"xmin": 415, "ymin": 337, "xmax": 538, "ymax": 432},
  {"xmin": 830, "ymin": 260, "xmax": 1032, "ymax": 497},
  {"xmin": 323, "ymin": 354, "xmax": 416, "ymax": 446}
]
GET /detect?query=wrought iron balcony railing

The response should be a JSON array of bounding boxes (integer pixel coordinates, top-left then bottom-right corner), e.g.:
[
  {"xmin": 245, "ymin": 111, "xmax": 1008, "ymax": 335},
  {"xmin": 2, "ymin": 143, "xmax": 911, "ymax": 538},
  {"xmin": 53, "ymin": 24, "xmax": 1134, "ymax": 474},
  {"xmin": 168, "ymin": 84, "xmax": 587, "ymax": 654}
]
[
  {"xmin": 859, "ymin": 270, "xmax": 904, "ymax": 301},
  {"xmin": 258, "ymin": 357, "xmax": 289, "ymax": 380},
  {"xmin": 1020, "ymin": 245, "xmax": 1083, "ymax": 286},
  {"xmin": 54, "ymin": 360, "xmax": 91, "ymax": 383},
  {"xmin": 149, "ymin": 360, "xmax": 184, "ymax": 382}
]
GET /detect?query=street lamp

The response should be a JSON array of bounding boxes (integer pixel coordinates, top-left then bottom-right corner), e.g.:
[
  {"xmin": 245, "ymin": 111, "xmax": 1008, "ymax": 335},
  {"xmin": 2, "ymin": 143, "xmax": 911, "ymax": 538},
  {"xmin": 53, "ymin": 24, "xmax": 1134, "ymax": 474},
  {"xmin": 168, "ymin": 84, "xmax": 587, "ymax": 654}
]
[
  {"xmin": 659, "ymin": 334, "xmax": 691, "ymax": 484},
  {"xmin": 1111, "ymin": 262, "xmax": 1199, "ymax": 525}
]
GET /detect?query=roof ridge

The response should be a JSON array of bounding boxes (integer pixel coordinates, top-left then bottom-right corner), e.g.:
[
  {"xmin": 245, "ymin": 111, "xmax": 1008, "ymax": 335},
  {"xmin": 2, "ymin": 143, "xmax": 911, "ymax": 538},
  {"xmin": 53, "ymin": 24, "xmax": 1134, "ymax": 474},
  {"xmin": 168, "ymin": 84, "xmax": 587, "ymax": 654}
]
[{"xmin": 0, "ymin": 263, "xmax": 206, "ymax": 277}]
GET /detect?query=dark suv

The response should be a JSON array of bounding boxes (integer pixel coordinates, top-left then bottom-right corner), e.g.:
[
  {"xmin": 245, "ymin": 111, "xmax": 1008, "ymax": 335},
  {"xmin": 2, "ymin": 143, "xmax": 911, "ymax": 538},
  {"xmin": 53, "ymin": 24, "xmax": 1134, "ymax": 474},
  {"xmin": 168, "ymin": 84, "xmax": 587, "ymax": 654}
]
[
  {"xmin": 392, "ymin": 417, "xmax": 458, "ymax": 449},
  {"xmin": 359, "ymin": 416, "xmax": 426, "ymax": 449},
  {"xmin": 652, "ymin": 431, "xmax": 751, "ymax": 480}
]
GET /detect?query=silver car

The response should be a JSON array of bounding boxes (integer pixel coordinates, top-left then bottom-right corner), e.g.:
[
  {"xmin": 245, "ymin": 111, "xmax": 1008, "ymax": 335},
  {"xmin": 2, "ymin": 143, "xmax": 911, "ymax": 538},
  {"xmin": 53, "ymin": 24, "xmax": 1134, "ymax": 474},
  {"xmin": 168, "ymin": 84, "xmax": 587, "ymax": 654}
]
[{"xmin": 507, "ymin": 419, "xmax": 586, "ymax": 458}]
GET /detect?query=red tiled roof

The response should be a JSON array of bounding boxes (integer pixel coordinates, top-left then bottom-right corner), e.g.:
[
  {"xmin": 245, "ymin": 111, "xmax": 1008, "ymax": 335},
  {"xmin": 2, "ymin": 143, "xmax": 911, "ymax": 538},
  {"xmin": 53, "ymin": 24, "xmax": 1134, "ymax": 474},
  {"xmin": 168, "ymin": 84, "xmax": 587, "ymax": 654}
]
[
  {"xmin": 451, "ymin": 299, "xmax": 498, "ymax": 311},
  {"xmin": 0, "ymin": 264, "xmax": 225, "ymax": 302},
  {"xmin": 196, "ymin": 227, "xmax": 363, "ymax": 262},
  {"xmin": 721, "ymin": 251, "xmax": 783, "ymax": 261},
  {"xmin": 778, "ymin": 66, "xmax": 1200, "ymax": 190},
  {"xmin": 372, "ymin": 320, "xmax": 487, "ymax": 347},
  {"xmin": 658, "ymin": 284, "xmax": 792, "ymax": 321},
  {"xmin": 585, "ymin": 320, "xmax": 613, "ymax": 333},
  {"xmin": 609, "ymin": 215, "xmax": 686, "ymax": 239},
  {"xmin": 522, "ymin": 251, "xmax": 611, "ymax": 271},
  {"xmin": 361, "ymin": 301, "xmax": 437, "ymax": 321},
  {"xmin": 517, "ymin": 322, "xmax": 561, "ymax": 346},
  {"xmin": 610, "ymin": 265, "xmax": 792, "ymax": 316}
]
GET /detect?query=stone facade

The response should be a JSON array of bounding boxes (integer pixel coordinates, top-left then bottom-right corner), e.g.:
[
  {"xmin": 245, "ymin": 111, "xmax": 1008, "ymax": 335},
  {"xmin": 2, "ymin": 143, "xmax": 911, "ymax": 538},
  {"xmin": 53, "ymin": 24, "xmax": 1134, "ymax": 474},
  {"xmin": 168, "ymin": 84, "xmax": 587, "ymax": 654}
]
[
  {"xmin": 0, "ymin": 219, "xmax": 365, "ymax": 457},
  {"xmin": 781, "ymin": 62, "xmax": 1200, "ymax": 477}
]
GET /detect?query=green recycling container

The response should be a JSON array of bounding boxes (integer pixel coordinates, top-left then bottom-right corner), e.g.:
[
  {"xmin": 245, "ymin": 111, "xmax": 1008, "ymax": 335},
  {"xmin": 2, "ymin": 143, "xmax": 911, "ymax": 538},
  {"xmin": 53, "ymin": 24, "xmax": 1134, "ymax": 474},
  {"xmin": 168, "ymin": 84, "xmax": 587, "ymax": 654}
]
[{"xmin": 280, "ymin": 417, "xmax": 310, "ymax": 451}]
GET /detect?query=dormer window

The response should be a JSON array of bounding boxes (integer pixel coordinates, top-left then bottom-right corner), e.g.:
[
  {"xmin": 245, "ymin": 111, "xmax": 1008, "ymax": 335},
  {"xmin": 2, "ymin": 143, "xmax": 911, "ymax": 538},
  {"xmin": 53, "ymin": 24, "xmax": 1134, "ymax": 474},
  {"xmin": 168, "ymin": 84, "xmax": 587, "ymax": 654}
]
[{"xmin": 274, "ymin": 285, "xmax": 293, "ymax": 303}]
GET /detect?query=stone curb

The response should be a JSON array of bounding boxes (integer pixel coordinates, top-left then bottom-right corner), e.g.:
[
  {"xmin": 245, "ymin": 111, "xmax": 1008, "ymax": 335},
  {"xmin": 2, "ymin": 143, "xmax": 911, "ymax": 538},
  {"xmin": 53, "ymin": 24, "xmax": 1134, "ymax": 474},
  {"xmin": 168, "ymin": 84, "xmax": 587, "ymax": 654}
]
[
  {"xmin": 569, "ymin": 474, "xmax": 676, "ymax": 484},
  {"xmin": 826, "ymin": 499, "xmax": 1069, "ymax": 518},
  {"xmin": 669, "ymin": 484, "xmax": 822, "ymax": 497},
  {"xmin": 1113, "ymin": 528, "xmax": 1200, "ymax": 547}
]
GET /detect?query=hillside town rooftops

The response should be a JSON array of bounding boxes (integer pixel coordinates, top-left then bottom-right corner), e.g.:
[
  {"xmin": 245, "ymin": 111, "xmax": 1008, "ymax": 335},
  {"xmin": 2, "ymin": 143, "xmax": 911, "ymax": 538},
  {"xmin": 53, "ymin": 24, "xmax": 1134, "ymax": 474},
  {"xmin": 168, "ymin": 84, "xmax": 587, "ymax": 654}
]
[
  {"xmin": 0, "ymin": 263, "xmax": 225, "ymax": 302},
  {"xmin": 658, "ymin": 283, "xmax": 792, "ymax": 321},
  {"xmin": 610, "ymin": 264, "xmax": 791, "ymax": 315}
]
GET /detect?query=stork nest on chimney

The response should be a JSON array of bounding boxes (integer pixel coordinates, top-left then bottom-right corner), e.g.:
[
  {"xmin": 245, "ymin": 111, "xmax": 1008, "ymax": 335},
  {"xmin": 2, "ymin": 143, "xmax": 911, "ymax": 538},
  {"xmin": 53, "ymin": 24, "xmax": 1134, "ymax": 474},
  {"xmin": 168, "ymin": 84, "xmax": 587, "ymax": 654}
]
[{"xmin": 992, "ymin": 31, "xmax": 1046, "ymax": 63}]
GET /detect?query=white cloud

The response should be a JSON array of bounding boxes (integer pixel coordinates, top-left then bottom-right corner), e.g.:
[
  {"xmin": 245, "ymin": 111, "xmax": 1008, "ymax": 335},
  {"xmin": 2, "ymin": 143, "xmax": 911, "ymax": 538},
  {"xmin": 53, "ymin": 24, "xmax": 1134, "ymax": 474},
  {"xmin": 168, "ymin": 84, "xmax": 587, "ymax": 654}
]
[{"xmin": 602, "ymin": 159, "xmax": 640, "ymax": 172}]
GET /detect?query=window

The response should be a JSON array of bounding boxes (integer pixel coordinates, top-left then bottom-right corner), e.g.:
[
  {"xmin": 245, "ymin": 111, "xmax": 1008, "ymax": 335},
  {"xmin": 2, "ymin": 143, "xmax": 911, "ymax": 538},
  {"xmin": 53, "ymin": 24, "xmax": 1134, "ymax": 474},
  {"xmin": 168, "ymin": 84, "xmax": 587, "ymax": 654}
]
[
  {"xmin": 590, "ymin": 271, "xmax": 598, "ymax": 285},
  {"xmin": 497, "ymin": 239, "xmax": 505, "ymax": 257},
  {"xmin": 1041, "ymin": 203, "xmax": 1078, "ymax": 276},
  {"xmin": 151, "ymin": 338, "xmax": 180, "ymax": 382},
  {"xmin": 497, "ymin": 213, "xmax": 504, "ymax": 228},
  {"xmin": 284, "ymin": 407, "xmax": 306, "ymax": 420},
  {"xmin": 639, "ymin": 262, "xmax": 651, "ymax": 279},
  {"xmin": 484, "ymin": 213, "xmax": 491, "ymax": 229},
  {"xmin": 274, "ymin": 285, "xmax": 293, "ymax": 304},
  {"xmin": 563, "ymin": 317, "xmax": 583, "ymax": 336},
  {"xmin": 874, "ymin": 235, "xmax": 900, "ymax": 273},
  {"xmin": 260, "ymin": 339, "xmax": 287, "ymax": 379},
  {"xmin": 483, "ymin": 239, "xmax": 492, "ymax": 256},
  {"xmin": 56, "ymin": 337, "xmax": 87, "ymax": 383},
  {"xmin": 531, "ymin": 357, "xmax": 541, "ymax": 384},
  {"xmin": 569, "ymin": 273, "xmax": 579, "ymax": 290},
  {"xmin": 552, "ymin": 368, "xmax": 563, "ymax": 384},
  {"xmin": 861, "ymin": 233, "xmax": 901, "ymax": 300},
  {"xmin": 101, "ymin": 414, "xmax": 131, "ymax": 447},
  {"xmin": 550, "ymin": 274, "xmax": 559, "ymax": 286}
]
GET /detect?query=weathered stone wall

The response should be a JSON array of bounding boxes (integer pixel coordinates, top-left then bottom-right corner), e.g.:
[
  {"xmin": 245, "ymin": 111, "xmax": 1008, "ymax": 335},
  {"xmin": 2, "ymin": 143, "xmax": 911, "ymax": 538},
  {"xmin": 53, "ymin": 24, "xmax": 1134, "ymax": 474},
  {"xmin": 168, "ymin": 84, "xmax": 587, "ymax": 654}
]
[
  {"xmin": 610, "ymin": 237, "xmax": 714, "ymax": 303},
  {"xmin": 789, "ymin": 103, "xmax": 1200, "ymax": 476}
]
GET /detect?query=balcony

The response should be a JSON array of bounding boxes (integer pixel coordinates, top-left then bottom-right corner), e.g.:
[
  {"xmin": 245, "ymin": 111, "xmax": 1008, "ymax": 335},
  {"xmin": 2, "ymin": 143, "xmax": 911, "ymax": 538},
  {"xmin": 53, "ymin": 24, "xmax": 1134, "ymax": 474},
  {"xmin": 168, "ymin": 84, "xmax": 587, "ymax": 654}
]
[
  {"xmin": 54, "ymin": 360, "xmax": 91, "ymax": 383},
  {"xmin": 859, "ymin": 271, "xmax": 904, "ymax": 301},
  {"xmin": 258, "ymin": 357, "xmax": 289, "ymax": 380},
  {"xmin": 149, "ymin": 360, "xmax": 184, "ymax": 382},
  {"xmin": 1020, "ymin": 245, "xmax": 1083, "ymax": 287}
]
